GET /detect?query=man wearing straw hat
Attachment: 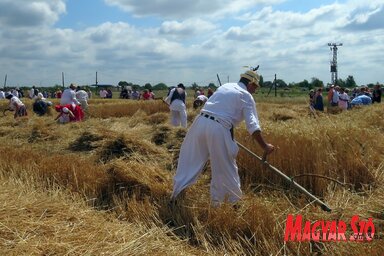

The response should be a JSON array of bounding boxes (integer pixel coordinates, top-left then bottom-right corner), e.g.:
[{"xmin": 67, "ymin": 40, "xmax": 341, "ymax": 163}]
[{"xmin": 171, "ymin": 69, "xmax": 274, "ymax": 206}]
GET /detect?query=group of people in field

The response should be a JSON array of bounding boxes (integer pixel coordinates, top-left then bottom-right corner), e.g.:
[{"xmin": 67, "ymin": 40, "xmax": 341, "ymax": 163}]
[
  {"xmin": 1, "ymin": 83, "xmax": 90, "ymax": 123},
  {"xmin": 162, "ymin": 84, "xmax": 215, "ymax": 128},
  {"xmin": 309, "ymin": 83, "xmax": 382, "ymax": 113},
  {"xmin": 118, "ymin": 88, "xmax": 156, "ymax": 100},
  {"xmin": 53, "ymin": 83, "xmax": 87, "ymax": 123},
  {"xmin": 9, "ymin": 74, "xmax": 382, "ymax": 209}
]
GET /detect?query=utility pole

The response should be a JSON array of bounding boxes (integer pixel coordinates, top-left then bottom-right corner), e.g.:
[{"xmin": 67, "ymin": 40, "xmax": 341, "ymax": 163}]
[
  {"xmin": 328, "ymin": 42, "xmax": 343, "ymax": 86},
  {"xmin": 95, "ymin": 71, "xmax": 98, "ymax": 86},
  {"xmin": 62, "ymin": 72, "xmax": 65, "ymax": 88},
  {"xmin": 267, "ymin": 74, "xmax": 277, "ymax": 97},
  {"xmin": 3, "ymin": 74, "xmax": 7, "ymax": 89},
  {"xmin": 216, "ymin": 74, "xmax": 222, "ymax": 86},
  {"xmin": 274, "ymin": 74, "xmax": 277, "ymax": 97}
]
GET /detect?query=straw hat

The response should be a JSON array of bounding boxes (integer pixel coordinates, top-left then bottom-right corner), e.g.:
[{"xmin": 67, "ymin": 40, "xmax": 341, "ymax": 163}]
[{"xmin": 240, "ymin": 70, "xmax": 260, "ymax": 85}]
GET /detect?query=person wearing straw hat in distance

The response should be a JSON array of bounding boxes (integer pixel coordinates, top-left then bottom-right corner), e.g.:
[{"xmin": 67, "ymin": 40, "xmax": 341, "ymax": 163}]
[
  {"xmin": 164, "ymin": 83, "xmax": 187, "ymax": 128},
  {"xmin": 171, "ymin": 69, "xmax": 274, "ymax": 207},
  {"xmin": 5, "ymin": 92, "xmax": 28, "ymax": 119}
]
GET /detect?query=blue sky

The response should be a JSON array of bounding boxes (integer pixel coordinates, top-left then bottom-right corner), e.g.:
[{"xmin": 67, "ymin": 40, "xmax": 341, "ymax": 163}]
[
  {"xmin": 56, "ymin": 0, "xmax": 139, "ymax": 29},
  {"xmin": 0, "ymin": 0, "xmax": 383, "ymax": 87},
  {"xmin": 275, "ymin": 0, "xmax": 344, "ymax": 12}
]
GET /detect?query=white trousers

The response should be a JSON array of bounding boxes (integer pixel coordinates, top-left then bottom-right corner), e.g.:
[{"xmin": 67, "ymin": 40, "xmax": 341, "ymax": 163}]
[
  {"xmin": 172, "ymin": 115, "xmax": 242, "ymax": 204},
  {"xmin": 170, "ymin": 109, "xmax": 187, "ymax": 128}
]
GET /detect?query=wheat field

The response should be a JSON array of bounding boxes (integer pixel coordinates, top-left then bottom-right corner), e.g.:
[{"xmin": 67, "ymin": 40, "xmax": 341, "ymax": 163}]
[{"xmin": 0, "ymin": 96, "xmax": 383, "ymax": 255}]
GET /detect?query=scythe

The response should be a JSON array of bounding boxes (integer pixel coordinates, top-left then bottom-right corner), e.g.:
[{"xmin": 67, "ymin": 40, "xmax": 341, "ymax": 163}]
[{"xmin": 237, "ymin": 142, "xmax": 332, "ymax": 212}]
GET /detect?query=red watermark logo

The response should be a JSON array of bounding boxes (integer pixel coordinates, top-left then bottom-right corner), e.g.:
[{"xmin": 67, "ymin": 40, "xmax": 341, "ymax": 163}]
[{"xmin": 284, "ymin": 214, "xmax": 377, "ymax": 242}]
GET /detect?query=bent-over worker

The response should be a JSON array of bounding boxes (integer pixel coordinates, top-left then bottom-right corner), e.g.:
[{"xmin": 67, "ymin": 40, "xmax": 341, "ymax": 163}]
[{"xmin": 171, "ymin": 69, "xmax": 274, "ymax": 206}]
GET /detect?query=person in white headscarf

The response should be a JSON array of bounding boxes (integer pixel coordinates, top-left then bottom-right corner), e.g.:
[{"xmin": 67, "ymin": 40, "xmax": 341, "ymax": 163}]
[
  {"xmin": 0, "ymin": 89, "xmax": 5, "ymax": 99},
  {"xmin": 193, "ymin": 92, "xmax": 208, "ymax": 109},
  {"xmin": 171, "ymin": 69, "xmax": 274, "ymax": 206},
  {"xmin": 5, "ymin": 93, "xmax": 27, "ymax": 118},
  {"xmin": 75, "ymin": 86, "xmax": 89, "ymax": 112}
]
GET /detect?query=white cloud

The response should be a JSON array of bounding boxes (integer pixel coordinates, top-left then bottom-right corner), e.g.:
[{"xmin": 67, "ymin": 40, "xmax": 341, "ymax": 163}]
[
  {"xmin": 159, "ymin": 19, "xmax": 216, "ymax": 38},
  {"xmin": 104, "ymin": 0, "xmax": 283, "ymax": 19},
  {"xmin": 0, "ymin": 0, "xmax": 65, "ymax": 27}
]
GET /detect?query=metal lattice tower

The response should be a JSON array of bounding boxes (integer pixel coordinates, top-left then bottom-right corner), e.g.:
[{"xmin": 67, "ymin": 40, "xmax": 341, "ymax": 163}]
[{"xmin": 328, "ymin": 42, "xmax": 343, "ymax": 85}]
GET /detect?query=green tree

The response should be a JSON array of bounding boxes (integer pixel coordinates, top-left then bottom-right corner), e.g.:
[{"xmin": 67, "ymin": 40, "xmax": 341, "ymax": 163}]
[
  {"xmin": 263, "ymin": 81, "xmax": 273, "ymax": 88},
  {"xmin": 311, "ymin": 77, "xmax": 324, "ymax": 89},
  {"xmin": 207, "ymin": 83, "xmax": 217, "ymax": 89},
  {"xmin": 152, "ymin": 83, "xmax": 168, "ymax": 90},
  {"xmin": 132, "ymin": 84, "xmax": 141, "ymax": 91},
  {"xmin": 191, "ymin": 82, "xmax": 199, "ymax": 90},
  {"xmin": 297, "ymin": 79, "xmax": 309, "ymax": 89},
  {"xmin": 276, "ymin": 79, "xmax": 287, "ymax": 88},
  {"xmin": 118, "ymin": 81, "xmax": 129, "ymax": 88},
  {"xmin": 258, "ymin": 75, "xmax": 264, "ymax": 87},
  {"xmin": 336, "ymin": 78, "xmax": 345, "ymax": 87},
  {"xmin": 345, "ymin": 75, "xmax": 357, "ymax": 88},
  {"xmin": 366, "ymin": 83, "xmax": 375, "ymax": 88},
  {"xmin": 144, "ymin": 83, "xmax": 152, "ymax": 90}
]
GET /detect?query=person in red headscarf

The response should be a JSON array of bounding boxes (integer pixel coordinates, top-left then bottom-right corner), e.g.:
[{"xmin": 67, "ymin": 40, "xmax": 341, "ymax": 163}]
[
  {"xmin": 54, "ymin": 104, "xmax": 84, "ymax": 123},
  {"xmin": 142, "ymin": 89, "xmax": 152, "ymax": 100}
]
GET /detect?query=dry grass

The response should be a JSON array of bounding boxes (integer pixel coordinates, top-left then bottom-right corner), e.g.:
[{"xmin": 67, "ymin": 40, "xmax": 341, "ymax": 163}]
[
  {"xmin": 0, "ymin": 179, "xmax": 198, "ymax": 256},
  {"xmin": 0, "ymin": 97, "xmax": 383, "ymax": 255}
]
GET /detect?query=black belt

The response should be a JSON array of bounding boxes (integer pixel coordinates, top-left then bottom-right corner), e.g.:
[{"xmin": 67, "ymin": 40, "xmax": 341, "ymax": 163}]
[
  {"xmin": 200, "ymin": 113, "xmax": 219, "ymax": 122},
  {"xmin": 200, "ymin": 113, "xmax": 234, "ymax": 140}
]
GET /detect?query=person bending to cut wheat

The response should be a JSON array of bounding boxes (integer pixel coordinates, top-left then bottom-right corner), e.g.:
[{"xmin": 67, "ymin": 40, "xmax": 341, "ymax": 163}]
[{"xmin": 171, "ymin": 69, "xmax": 274, "ymax": 206}]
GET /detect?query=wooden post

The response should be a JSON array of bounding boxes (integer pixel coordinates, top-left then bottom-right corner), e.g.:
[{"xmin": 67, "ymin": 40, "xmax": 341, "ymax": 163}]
[
  {"xmin": 62, "ymin": 72, "xmax": 65, "ymax": 88},
  {"xmin": 216, "ymin": 74, "xmax": 222, "ymax": 86},
  {"xmin": 274, "ymin": 74, "xmax": 277, "ymax": 97},
  {"xmin": 3, "ymin": 74, "xmax": 7, "ymax": 90}
]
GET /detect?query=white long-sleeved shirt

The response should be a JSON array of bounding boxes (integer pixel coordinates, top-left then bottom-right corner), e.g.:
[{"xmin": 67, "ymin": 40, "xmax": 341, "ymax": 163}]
[
  {"xmin": 76, "ymin": 90, "xmax": 89, "ymax": 101},
  {"xmin": 201, "ymin": 82, "xmax": 261, "ymax": 134},
  {"xmin": 60, "ymin": 88, "xmax": 80, "ymax": 106},
  {"xmin": 9, "ymin": 96, "xmax": 24, "ymax": 111}
]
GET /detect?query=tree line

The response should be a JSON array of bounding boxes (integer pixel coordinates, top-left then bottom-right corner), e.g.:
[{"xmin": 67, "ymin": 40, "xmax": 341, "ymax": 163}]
[
  {"xmin": 118, "ymin": 74, "xmax": 380, "ymax": 92},
  {"xmin": 4, "ymin": 74, "xmax": 379, "ymax": 93}
]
